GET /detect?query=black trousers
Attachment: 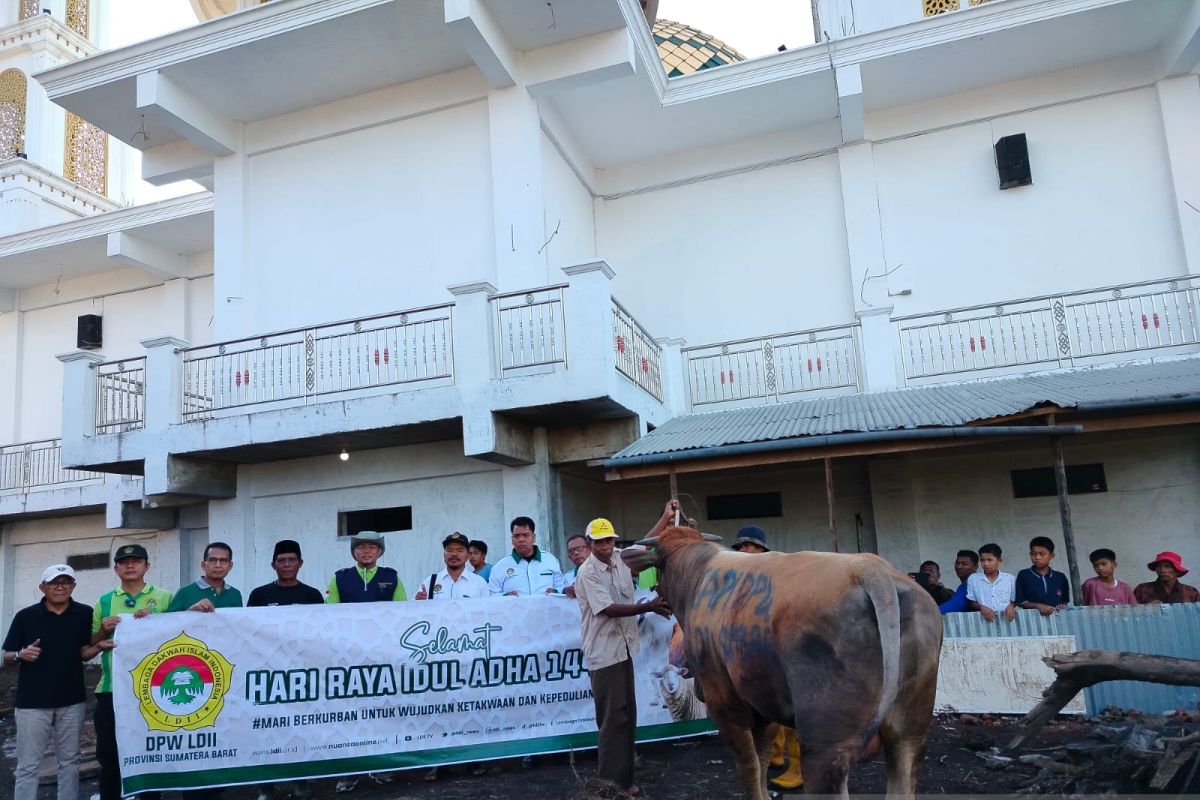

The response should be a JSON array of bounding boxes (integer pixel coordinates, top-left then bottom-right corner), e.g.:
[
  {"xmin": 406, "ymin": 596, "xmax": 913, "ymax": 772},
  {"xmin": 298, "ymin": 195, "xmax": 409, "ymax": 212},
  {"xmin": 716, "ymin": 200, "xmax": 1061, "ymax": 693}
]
[
  {"xmin": 589, "ymin": 658, "xmax": 637, "ymax": 790},
  {"xmin": 95, "ymin": 693, "xmax": 161, "ymax": 800}
]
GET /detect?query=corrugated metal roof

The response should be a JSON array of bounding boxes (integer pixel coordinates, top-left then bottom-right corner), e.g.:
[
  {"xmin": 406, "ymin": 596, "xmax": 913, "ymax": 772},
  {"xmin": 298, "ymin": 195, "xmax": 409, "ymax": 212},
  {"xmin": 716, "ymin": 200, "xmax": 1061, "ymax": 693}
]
[
  {"xmin": 945, "ymin": 604, "xmax": 1200, "ymax": 714},
  {"xmin": 611, "ymin": 356, "xmax": 1200, "ymax": 461}
]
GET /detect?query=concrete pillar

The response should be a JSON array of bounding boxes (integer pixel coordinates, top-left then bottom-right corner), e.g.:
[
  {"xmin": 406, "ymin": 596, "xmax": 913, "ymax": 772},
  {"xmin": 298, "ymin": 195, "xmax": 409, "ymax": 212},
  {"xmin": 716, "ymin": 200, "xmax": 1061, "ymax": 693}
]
[
  {"xmin": 837, "ymin": 141, "xmax": 899, "ymax": 390},
  {"xmin": 162, "ymin": 278, "xmax": 191, "ymax": 340},
  {"xmin": 0, "ymin": 523, "xmax": 15, "ymax": 633},
  {"xmin": 450, "ymin": 281, "xmax": 503, "ymax": 459},
  {"xmin": 656, "ymin": 337, "xmax": 688, "ymax": 416},
  {"xmin": 562, "ymin": 261, "xmax": 616, "ymax": 380},
  {"xmin": 0, "ymin": 310, "xmax": 22, "ymax": 443},
  {"xmin": 1156, "ymin": 76, "xmax": 1200, "ymax": 276},
  {"xmin": 141, "ymin": 336, "xmax": 188, "ymax": 432},
  {"xmin": 55, "ymin": 350, "xmax": 103, "ymax": 449},
  {"xmin": 488, "ymin": 86, "xmax": 547, "ymax": 289},
  {"xmin": 500, "ymin": 428, "xmax": 560, "ymax": 554},
  {"xmin": 212, "ymin": 153, "xmax": 249, "ymax": 340}
]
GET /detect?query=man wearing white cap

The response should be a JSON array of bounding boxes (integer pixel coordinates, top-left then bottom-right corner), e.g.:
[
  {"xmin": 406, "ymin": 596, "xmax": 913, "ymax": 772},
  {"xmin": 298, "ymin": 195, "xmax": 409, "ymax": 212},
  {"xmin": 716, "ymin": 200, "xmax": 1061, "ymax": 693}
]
[
  {"xmin": 573, "ymin": 518, "xmax": 671, "ymax": 796},
  {"xmin": 3, "ymin": 565, "xmax": 110, "ymax": 800}
]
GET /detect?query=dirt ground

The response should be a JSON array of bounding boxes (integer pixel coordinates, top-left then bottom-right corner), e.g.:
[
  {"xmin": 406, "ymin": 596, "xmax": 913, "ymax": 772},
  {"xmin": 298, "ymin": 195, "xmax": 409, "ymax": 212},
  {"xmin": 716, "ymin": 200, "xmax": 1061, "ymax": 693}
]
[{"xmin": 2, "ymin": 666, "xmax": 1197, "ymax": 800}]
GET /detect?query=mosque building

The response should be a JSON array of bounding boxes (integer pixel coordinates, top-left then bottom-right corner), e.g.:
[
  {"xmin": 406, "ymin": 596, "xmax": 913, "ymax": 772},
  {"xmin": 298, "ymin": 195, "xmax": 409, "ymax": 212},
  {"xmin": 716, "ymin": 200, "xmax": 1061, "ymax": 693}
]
[{"xmin": 1, "ymin": 0, "xmax": 1199, "ymax": 630}]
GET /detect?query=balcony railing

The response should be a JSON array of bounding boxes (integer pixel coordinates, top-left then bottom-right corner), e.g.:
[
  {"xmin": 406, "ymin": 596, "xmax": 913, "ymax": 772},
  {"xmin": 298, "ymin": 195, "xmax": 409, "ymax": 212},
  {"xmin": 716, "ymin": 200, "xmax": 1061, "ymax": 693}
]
[
  {"xmin": 895, "ymin": 276, "xmax": 1200, "ymax": 382},
  {"xmin": 181, "ymin": 305, "xmax": 454, "ymax": 421},
  {"xmin": 612, "ymin": 299, "xmax": 663, "ymax": 401},
  {"xmin": 685, "ymin": 324, "xmax": 860, "ymax": 409},
  {"xmin": 492, "ymin": 285, "xmax": 567, "ymax": 373},
  {"xmin": 95, "ymin": 358, "xmax": 145, "ymax": 433},
  {"xmin": 0, "ymin": 438, "xmax": 103, "ymax": 492}
]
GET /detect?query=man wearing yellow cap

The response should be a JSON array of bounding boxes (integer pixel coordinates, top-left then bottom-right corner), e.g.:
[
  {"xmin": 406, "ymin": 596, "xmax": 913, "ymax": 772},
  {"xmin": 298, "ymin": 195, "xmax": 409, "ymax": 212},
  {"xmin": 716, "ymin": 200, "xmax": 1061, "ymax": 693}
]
[{"xmin": 573, "ymin": 518, "xmax": 671, "ymax": 796}]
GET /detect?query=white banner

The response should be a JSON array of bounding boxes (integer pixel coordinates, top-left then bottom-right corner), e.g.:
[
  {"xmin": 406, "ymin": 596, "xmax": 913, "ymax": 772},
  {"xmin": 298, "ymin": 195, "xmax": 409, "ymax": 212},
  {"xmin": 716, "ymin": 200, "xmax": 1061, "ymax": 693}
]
[{"xmin": 112, "ymin": 593, "xmax": 711, "ymax": 794}]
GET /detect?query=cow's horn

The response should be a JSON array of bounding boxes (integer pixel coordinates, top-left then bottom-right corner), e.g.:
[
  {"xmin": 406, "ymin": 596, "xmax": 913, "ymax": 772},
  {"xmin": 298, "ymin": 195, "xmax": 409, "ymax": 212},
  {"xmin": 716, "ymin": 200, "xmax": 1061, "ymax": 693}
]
[
  {"xmin": 701, "ymin": 533, "xmax": 723, "ymax": 542},
  {"xmin": 634, "ymin": 536, "xmax": 659, "ymax": 546}
]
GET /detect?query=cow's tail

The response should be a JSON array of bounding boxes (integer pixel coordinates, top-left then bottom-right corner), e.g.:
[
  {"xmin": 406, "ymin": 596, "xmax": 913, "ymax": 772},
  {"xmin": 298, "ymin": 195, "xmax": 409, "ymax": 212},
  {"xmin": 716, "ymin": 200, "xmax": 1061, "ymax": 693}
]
[{"xmin": 858, "ymin": 562, "xmax": 901, "ymax": 750}]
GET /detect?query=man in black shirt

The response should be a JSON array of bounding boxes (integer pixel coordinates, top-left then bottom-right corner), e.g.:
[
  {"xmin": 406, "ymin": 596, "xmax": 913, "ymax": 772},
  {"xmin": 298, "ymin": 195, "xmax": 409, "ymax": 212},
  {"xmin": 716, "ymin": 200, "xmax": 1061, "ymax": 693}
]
[
  {"xmin": 3, "ymin": 564, "xmax": 110, "ymax": 800},
  {"xmin": 246, "ymin": 540, "xmax": 322, "ymax": 800},
  {"xmin": 247, "ymin": 539, "xmax": 324, "ymax": 607}
]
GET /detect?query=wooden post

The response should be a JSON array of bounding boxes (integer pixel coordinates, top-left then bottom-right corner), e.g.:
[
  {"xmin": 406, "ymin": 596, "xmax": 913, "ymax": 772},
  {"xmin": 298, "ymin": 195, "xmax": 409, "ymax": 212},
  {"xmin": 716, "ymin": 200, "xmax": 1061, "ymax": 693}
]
[
  {"xmin": 825, "ymin": 457, "xmax": 838, "ymax": 553},
  {"xmin": 1048, "ymin": 415, "xmax": 1082, "ymax": 604},
  {"xmin": 668, "ymin": 465, "xmax": 679, "ymax": 526}
]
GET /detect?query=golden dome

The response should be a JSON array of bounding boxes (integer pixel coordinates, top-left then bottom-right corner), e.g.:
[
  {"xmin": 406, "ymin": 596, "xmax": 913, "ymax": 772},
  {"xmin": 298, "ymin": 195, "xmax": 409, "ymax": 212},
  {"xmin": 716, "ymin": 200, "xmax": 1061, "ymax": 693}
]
[{"xmin": 653, "ymin": 19, "xmax": 745, "ymax": 77}]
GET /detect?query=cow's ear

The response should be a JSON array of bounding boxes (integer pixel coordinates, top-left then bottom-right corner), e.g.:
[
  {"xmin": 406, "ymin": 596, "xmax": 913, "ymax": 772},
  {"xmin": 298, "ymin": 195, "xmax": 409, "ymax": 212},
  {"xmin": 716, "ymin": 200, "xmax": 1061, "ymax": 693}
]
[{"xmin": 621, "ymin": 547, "xmax": 660, "ymax": 573}]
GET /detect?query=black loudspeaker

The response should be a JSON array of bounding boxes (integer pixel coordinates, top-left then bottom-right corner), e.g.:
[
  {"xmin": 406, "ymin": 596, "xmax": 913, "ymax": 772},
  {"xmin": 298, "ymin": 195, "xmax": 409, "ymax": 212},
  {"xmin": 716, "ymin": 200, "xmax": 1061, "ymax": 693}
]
[
  {"xmin": 77, "ymin": 314, "xmax": 102, "ymax": 350},
  {"xmin": 995, "ymin": 133, "xmax": 1032, "ymax": 189}
]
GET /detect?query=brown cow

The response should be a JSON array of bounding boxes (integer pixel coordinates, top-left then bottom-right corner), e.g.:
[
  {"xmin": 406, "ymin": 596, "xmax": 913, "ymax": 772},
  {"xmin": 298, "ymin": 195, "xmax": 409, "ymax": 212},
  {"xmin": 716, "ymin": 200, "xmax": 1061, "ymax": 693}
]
[{"xmin": 623, "ymin": 523, "xmax": 941, "ymax": 799}]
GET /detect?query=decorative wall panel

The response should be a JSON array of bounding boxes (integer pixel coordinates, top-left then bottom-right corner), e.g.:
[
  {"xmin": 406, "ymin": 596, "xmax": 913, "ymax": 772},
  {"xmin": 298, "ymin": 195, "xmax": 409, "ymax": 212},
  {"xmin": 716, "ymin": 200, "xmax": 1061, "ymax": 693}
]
[
  {"xmin": 65, "ymin": 0, "xmax": 88, "ymax": 37},
  {"xmin": 63, "ymin": 111, "xmax": 107, "ymax": 195},
  {"xmin": 0, "ymin": 69, "xmax": 27, "ymax": 160},
  {"xmin": 19, "ymin": 0, "xmax": 39, "ymax": 20},
  {"xmin": 923, "ymin": 0, "xmax": 961, "ymax": 15}
]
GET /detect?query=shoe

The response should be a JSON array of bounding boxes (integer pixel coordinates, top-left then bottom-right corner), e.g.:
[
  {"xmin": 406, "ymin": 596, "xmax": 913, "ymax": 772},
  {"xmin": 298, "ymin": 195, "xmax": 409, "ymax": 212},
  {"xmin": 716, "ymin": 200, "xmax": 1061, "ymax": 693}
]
[
  {"xmin": 334, "ymin": 778, "xmax": 358, "ymax": 793},
  {"xmin": 369, "ymin": 772, "xmax": 394, "ymax": 784},
  {"xmin": 521, "ymin": 755, "xmax": 536, "ymax": 769}
]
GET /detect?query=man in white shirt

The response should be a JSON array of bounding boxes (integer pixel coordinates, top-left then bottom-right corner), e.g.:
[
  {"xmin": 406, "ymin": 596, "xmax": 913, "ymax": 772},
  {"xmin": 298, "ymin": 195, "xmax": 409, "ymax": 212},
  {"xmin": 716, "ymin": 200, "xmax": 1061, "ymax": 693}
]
[
  {"xmin": 574, "ymin": 517, "xmax": 671, "ymax": 795},
  {"xmin": 415, "ymin": 533, "xmax": 490, "ymax": 600},
  {"xmin": 488, "ymin": 516, "xmax": 564, "ymax": 596}
]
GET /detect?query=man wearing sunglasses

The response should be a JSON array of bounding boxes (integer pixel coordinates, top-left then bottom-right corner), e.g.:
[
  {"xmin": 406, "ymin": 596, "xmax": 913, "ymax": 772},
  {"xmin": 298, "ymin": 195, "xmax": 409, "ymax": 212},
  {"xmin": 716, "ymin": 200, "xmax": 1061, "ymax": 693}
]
[
  {"xmin": 4, "ymin": 564, "xmax": 109, "ymax": 800},
  {"xmin": 90, "ymin": 544, "xmax": 173, "ymax": 800}
]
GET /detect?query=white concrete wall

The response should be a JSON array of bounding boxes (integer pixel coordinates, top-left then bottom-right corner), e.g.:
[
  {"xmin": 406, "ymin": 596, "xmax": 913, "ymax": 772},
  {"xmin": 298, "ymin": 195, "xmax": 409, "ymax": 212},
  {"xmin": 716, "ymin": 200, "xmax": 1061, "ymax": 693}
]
[
  {"xmin": 873, "ymin": 87, "xmax": 1186, "ymax": 314},
  {"xmin": 540, "ymin": 132, "xmax": 596, "ymax": 275},
  {"xmin": 869, "ymin": 428, "xmax": 1200, "ymax": 583},
  {"xmin": 563, "ymin": 461, "xmax": 878, "ymax": 555},
  {"xmin": 7, "ymin": 514, "xmax": 180, "ymax": 621},
  {"xmin": 596, "ymin": 154, "xmax": 853, "ymax": 346},
  {"xmin": 814, "ymin": 0, "xmax": 925, "ymax": 40},
  {"xmin": 241, "ymin": 100, "xmax": 494, "ymax": 334},
  {"xmin": 207, "ymin": 440, "xmax": 509, "ymax": 601}
]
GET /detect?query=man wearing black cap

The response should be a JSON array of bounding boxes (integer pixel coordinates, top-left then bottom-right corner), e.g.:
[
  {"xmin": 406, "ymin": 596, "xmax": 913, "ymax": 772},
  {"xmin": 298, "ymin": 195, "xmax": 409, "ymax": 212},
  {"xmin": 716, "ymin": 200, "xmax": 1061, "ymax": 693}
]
[
  {"xmin": 90, "ymin": 544, "xmax": 173, "ymax": 800},
  {"xmin": 415, "ymin": 533, "xmax": 490, "ymax": 600},
  {"xmin": 731, "ymin": 525, "xmax": 770, "ymax": 554},
  {"xmin": 247, "ymin": 540, "xmax": 325, "ymax": 607}
]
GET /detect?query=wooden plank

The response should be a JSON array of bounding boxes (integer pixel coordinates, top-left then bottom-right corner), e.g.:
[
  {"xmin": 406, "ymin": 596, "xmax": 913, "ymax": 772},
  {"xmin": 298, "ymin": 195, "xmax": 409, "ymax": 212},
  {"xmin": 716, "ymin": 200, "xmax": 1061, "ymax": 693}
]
[
  {"xmin": 824, "ymin": 457, "xmax": 837, "ymax": 553},
  {"xmin": 1048, "ymin": 413, "xmax": 1082, "ymax": 606}
]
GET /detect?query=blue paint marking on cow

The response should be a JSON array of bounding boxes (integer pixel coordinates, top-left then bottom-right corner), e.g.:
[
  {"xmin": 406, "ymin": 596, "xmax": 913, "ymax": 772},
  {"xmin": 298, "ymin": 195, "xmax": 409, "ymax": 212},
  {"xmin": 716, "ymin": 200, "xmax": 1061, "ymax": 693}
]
[
  {"xmin": 696, "ymin": 570, "xmax": 774, "ymax": 617},
  {"xmin": 696, "ymin": 569, "xmax": 739, "ymax": 611}
]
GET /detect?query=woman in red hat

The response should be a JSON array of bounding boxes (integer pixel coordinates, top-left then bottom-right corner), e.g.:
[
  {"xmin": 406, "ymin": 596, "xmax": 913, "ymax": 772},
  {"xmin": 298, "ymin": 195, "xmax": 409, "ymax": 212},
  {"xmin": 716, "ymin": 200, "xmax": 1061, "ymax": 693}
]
[{"xmin": 1133, "ymin": 551, "xmax": 1200, "ymax": 604}]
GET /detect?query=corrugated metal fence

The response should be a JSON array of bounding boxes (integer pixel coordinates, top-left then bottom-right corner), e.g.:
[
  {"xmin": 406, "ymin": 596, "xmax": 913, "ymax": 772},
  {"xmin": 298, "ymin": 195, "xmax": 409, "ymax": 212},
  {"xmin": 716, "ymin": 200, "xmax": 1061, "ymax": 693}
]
[{"xmin": 943, "ymin": 604, "xmax": 1200, "ymax": 715}]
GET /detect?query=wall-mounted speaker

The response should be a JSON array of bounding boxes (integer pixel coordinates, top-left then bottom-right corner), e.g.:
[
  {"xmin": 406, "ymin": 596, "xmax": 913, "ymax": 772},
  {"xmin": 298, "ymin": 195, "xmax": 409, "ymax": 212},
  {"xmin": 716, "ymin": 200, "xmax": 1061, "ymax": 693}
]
[
  {"xmin": 77, "ymin": 314, "xmax": 102, "ymax": 350},
  {"xmin": 995, "ymin": 133, "xmax": 1032, "ymax": 190}
]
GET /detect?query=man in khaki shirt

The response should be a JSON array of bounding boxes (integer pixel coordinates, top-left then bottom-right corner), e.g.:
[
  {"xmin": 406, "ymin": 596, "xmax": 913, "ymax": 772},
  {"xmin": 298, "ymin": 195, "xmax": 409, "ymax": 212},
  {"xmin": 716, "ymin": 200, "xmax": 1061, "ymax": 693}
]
[{"xmin": 574, "ymin": 518, "xmax": 670, "ymax": 795}]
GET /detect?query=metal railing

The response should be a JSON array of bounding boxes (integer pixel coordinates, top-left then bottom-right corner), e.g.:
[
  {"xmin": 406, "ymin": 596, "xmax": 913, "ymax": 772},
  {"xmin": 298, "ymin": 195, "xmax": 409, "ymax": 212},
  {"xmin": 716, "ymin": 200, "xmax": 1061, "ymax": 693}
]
[
  {"xmin": 684, "ymin": 323, "xmax": 860, "ymax": 408},
  {"xmin": 180, "ymin": 306, "xmax": 454, "ymax": 421},
  {"xmin": 492, "ymin": 285, "xmax": 567, "ymax": 373},
  {"xmin": 0, "ymin": 438, "xmax": 102, "ymax": 492},
  {"xmin": 612, "ymin": 299, "xmax": 663, "ymax": 401},
  {"xmin": 895, "ymin": 276, "xmax": 1200, "ymax": 382},
  {"xmin": 95, "ymin": 358, "xmax": 145, "ymax": 433}
]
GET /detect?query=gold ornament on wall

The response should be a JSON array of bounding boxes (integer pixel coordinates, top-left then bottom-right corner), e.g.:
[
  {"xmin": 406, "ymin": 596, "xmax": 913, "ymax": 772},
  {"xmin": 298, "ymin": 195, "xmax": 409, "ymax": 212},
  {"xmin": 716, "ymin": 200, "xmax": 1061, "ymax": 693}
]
[
  {"xmin": 63, "ymin": 111, "xmax": 108, "ymax": 195},
  {"xmin": 924, "ymin": 0, "xmax": 961, "ymax": 15},
  {"xmin": 0, "ymin": 69, "xmax": 27, "ymax": 159},
  {"xmin": 968, "ymin": 0, "xmax": 993, "ymax": 5},
  {"xmin": 19, "ymin": 0, "xmax": 39, "ymax": 20},
  {"xmin": 66, "ymin": 0, "xmax": 89, "ymax": 37}
]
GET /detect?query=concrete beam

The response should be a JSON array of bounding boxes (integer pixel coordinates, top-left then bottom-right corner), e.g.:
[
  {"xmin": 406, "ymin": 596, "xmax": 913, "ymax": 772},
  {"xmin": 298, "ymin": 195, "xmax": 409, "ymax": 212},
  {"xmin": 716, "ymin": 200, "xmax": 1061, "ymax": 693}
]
[
  {"xmin": 444, "ymin": 0, "xmax": 517, "ymax": 89},
  {"xmin": 835, "ymin": 64, "xmax": 864, "ymax": 143},
  {"xmin": 525, "ymin": 29, "xmax": 635, "ymax": 97},
  {"xmin": 0, "ymin": 287, "xmax": 14, "ymax": 312},
  {"xmin": 115, "ymin": 499, "xmax": 179, "ymax": 531},
  {"xmin": 144, "ymin": 453, "xmax": 238, "ymax": 501},
  {"xmin": 1160, "ymin": 0, "xmax": 1200, "ymax": 76},
  {"xmin": 136, "ymin": 71, "xmax": 237, "ymax": 157},
  {"xmin": 548, "ymin": 417, "xmax": 639, "ymax": 464},
  {"xmin": 140, "ymin": 139, "xmax": 214, "ymax": 186},
  {"xmin": 106, "ymin": 232, "xmax": 186, "ymax": 279},
  {"xmin": 465, "ymin": 412, "xmax": 536, "ymax": 466}
]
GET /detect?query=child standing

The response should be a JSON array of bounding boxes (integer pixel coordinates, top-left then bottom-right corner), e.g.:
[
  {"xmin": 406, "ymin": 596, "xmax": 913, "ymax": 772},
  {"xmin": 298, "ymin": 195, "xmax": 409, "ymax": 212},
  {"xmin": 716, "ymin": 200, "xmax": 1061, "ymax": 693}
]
[
  {"xmin": 966, "ymin": 543, "xmax": 1017, "ymax": 622},
  {"xmin": 1081, "ymin": 548, "xmax": 1137, "ymax": 606},
  {"xmin": 1016, "ymin": 536, "xmax": 1071, "ymax": 615}
]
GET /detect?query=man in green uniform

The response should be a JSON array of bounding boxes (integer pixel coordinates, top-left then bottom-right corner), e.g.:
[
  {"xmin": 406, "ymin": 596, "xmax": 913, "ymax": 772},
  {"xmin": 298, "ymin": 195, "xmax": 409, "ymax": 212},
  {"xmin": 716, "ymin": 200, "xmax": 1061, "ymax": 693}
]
[
  {"xmin": 90, "ymin": 544, "xmax": 173, "ymax": 800},
  {"xmin": 168, "ymin": 542, "xmax": 243, "ymax": 612}
]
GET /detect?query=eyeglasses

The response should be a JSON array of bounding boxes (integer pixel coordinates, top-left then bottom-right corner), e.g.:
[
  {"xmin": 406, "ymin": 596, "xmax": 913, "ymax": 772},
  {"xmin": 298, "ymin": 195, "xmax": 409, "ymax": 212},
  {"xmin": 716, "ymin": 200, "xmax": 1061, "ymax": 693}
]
[
  {"xmin": 123, "ymin": 596, "xmax": 137, "ymax": 608},
  {"xmin": 204, "ymin": 557, "xmax": 231, "ymax": 565}
]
